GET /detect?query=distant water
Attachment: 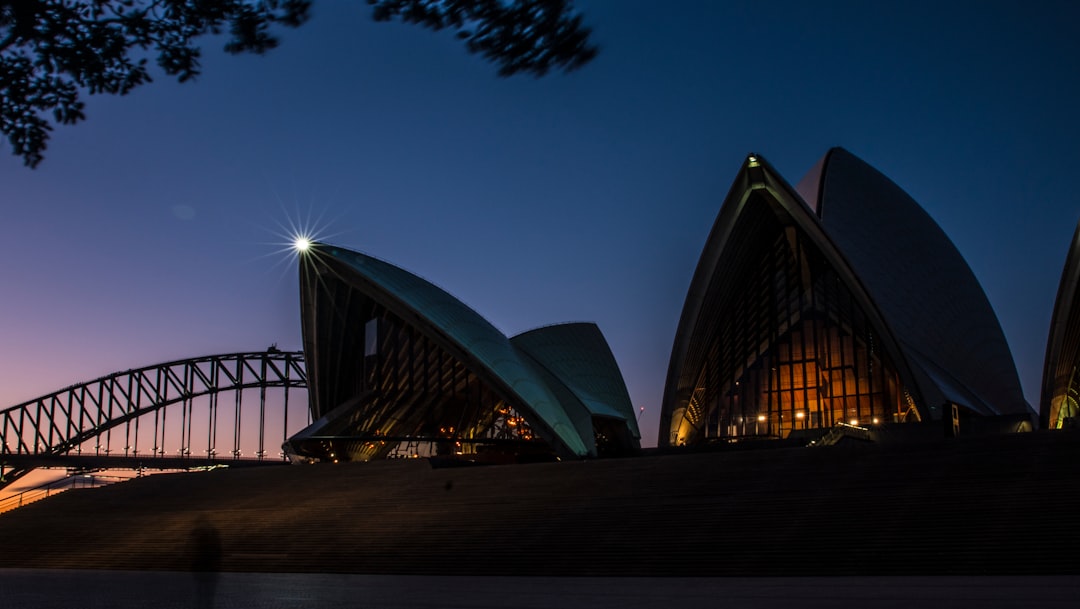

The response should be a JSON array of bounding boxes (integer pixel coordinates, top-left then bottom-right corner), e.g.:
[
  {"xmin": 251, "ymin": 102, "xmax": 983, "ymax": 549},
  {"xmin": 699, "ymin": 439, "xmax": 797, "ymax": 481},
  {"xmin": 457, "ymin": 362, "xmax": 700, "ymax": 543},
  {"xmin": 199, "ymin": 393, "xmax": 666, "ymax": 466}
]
[{"xmin": 1, "ymin": 570, "xmax": 1078, "ymax": 608}]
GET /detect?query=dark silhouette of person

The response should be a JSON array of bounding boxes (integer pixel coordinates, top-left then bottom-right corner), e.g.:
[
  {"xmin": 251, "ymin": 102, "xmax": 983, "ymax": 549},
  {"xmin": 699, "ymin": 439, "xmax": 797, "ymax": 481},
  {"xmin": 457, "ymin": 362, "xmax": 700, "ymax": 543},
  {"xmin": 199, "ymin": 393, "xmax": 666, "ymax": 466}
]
[{"xmin": 189, "ymin": 515, "xmax": 222, "ymax": 609}]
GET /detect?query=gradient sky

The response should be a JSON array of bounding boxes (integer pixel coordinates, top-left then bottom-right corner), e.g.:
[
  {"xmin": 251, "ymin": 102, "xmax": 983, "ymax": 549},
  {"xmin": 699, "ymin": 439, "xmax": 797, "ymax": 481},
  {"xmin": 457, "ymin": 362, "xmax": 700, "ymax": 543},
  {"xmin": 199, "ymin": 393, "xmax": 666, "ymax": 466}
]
[{"xmin": 2, "ymin": 0, "xmax": 1078, "ymax": 448}]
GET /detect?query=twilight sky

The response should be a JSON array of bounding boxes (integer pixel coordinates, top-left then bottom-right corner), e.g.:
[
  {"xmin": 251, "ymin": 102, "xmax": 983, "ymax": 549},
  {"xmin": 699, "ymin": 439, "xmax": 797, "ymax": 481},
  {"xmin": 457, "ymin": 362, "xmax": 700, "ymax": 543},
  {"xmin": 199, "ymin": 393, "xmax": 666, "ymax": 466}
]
[{"xmin": 2, "ymin": 0, "xmax": 1078, "ymax": 448}]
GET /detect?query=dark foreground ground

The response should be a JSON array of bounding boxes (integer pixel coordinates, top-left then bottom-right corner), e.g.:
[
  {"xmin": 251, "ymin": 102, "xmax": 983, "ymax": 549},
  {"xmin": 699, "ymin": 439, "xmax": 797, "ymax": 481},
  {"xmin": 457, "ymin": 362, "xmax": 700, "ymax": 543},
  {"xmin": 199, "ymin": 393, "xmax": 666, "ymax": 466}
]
[
  {"xmin": 2, "ymin": 570, "xmax": 1080, "ymax": 609},
  {"xmin": 1, "ymin": 431, "xmax": 1078, "ymax": 578}
]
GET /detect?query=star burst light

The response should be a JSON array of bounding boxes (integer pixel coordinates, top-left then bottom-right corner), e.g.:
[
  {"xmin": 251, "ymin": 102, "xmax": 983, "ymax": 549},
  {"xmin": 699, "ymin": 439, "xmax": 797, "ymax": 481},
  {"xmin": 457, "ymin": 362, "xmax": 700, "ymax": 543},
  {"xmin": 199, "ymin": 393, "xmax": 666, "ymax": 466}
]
[
  {"xmin": 257, "ymin": 204, "xmax": 348, "ymax": 282},
  {"xmin": 293, "ymin": 235, "xmax": 313, "ymax": 253}
]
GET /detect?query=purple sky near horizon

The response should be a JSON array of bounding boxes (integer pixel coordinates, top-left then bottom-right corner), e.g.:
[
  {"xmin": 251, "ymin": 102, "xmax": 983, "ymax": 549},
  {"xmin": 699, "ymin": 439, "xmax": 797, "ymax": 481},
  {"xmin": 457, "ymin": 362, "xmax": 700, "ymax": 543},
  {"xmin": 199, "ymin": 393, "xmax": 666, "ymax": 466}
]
[{"xmin": 2, "ymin": 1, "xmax": 1079, "ymax": 449}]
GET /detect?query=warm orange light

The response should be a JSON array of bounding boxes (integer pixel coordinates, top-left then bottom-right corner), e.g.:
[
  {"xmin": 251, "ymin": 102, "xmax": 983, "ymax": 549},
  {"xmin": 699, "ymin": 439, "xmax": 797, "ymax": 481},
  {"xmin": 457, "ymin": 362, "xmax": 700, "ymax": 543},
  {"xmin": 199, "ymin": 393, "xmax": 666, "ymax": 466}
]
[
  {"xmin": 795, "ymin": 411, "xmax": 805, "ymax": 419},
  {"xmin": 757, "ymin": 414, "xmax": 766, "ymax": 422}
]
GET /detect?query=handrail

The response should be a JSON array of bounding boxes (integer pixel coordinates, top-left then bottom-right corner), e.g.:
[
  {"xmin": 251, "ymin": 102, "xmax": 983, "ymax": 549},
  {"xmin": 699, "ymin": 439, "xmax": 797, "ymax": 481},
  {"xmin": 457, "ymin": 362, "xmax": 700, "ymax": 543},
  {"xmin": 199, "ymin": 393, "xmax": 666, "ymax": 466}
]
[
  {"xmin": 808, "ymin": 422, "xmax": 875, "ymax": 446},
  {"xmin": 0, "ymin": 472, "xmax": 132, "ymax": 515}
]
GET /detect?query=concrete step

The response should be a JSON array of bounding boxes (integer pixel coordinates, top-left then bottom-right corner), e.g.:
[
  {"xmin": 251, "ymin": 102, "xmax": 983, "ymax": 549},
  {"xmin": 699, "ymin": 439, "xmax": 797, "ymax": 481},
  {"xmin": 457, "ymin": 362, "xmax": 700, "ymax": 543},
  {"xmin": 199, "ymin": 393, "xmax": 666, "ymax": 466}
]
[{"xmin": 1, "ymin": 431, "xmax": 1078, "ymax": 575}]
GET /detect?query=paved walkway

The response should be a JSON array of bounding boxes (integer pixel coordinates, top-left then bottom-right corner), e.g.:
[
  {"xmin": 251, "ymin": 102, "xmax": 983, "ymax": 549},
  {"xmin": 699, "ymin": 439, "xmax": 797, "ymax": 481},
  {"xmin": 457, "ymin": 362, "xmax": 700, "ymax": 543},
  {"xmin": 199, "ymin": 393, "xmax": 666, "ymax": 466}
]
[{"xmin": 1, "ymin": 570, "xmax": 1079, "ymax": 608}]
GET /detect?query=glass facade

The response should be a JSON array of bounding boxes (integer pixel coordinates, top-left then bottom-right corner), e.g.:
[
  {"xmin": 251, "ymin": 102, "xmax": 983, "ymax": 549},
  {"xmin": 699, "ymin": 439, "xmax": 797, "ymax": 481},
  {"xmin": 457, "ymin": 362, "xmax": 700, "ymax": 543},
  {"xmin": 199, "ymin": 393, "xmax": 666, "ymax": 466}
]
[
  {"xmin": 670, "ymin": 198, "xmax": 919, "ymax": 446},
  {"xmin": 1049, "ymin": 365, "xmax": 1080, "ymax": 429},
  {"xmin": 292, "ymin": 244, "xmax": 643, "ymax": 461},
  {"xmin": 1043, "ymin": 223, "xmax": 1080, "ymax": 430},
  {"xmin": 295, "ymin": 291, "xmax": 551, "ymax": 463}
]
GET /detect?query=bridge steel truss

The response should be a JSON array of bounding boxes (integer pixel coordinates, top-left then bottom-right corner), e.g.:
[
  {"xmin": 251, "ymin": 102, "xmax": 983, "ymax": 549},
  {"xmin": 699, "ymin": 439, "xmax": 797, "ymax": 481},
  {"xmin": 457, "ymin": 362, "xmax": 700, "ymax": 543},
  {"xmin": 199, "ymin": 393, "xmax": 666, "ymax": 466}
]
[{"xmin": 0, "ymin": 351, "xmax": 307, "ymax": 489}]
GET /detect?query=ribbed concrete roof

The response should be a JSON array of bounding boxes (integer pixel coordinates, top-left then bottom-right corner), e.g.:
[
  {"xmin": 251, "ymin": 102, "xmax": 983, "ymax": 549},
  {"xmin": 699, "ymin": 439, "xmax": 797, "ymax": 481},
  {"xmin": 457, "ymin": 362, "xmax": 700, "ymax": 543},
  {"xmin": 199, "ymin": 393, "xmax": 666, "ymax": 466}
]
[
  {"xmin": 511, "ymin": 323, "xmax": 641, "ymax": 439},
  {"xmin": 662, "ymin": 149, "xmax": 1028, "ymax": 444},
  {"xmin": 660, "ymin": 154, "xmax": 923, "ymax": 443},
  {"xmin": 799, "ymin": 148, "xmax": 1027, "ymax": 416},
  {"xmin": 303, "ymin": 244, "xmax": 588, "ymax": 457}
]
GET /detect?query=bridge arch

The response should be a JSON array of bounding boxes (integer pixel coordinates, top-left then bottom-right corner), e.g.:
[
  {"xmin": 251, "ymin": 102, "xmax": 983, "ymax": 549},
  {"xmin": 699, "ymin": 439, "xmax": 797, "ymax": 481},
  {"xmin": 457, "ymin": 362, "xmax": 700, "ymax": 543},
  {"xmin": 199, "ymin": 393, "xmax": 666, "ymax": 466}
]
[{"xmin": 1, "ymin": 350, "xmax": 306, "ymax": 489}]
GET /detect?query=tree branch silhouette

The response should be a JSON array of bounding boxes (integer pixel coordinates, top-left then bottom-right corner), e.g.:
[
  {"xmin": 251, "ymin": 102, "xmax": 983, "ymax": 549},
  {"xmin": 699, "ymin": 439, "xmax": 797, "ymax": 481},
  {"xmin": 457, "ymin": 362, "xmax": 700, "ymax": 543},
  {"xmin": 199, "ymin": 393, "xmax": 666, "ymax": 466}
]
[{"xmin": 1, "ymin": 0, "xmax": 596, "ymax": 168}]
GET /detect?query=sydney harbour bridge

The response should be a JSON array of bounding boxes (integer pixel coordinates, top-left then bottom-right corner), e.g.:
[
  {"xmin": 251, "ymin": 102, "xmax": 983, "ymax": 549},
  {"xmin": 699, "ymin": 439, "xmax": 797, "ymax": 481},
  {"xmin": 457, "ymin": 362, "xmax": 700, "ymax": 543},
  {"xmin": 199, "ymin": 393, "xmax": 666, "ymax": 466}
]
[{"xmin": 0, "ymin": 349, "xmax": 308, "ymax": 494}]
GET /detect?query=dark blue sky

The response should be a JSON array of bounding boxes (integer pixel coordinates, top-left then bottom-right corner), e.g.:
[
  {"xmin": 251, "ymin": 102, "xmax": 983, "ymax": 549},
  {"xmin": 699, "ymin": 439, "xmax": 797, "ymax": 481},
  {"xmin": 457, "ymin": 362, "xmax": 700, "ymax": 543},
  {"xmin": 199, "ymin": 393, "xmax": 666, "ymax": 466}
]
[{"xmin": 2, "ymin": 1, "xmax": 1078, "ymax": 446}]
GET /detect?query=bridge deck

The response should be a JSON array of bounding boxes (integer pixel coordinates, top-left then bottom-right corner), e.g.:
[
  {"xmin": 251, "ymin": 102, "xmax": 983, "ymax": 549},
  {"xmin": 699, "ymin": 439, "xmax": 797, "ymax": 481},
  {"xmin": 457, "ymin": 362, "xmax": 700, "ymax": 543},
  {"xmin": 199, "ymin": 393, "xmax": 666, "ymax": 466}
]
[{"xmin": 1, "ymin": 454, "xmax": 288, "ymax": 471}]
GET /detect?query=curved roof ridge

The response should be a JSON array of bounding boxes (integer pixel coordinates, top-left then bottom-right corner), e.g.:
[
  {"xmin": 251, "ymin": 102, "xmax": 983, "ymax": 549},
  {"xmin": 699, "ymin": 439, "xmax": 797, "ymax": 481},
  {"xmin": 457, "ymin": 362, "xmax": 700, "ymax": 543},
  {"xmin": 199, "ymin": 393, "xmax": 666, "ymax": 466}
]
[
  {"xmin": 793, "ymin": 147, "xmax": 835, "ymax": 216},
  {"xmin": 306, "ymin": 242, "xmax": 589, "ymax": 456},
  {"xmin": 661, "ymin": 153, "xmax": 927, "ymax": 442},
  {"xmin": 806, "ymin": 149, "xmax": 1027, "ymax": 415},
  {"xmin": 512, "ymin": 321, "xmax": 601, "ymax": 339},
  {"xmin": 317, "ymin": 243, "xmax": 513, "ymax": 336},
  {"xmin": 511, "ymin": 322, "xmax": 640, "ymax": 439}
]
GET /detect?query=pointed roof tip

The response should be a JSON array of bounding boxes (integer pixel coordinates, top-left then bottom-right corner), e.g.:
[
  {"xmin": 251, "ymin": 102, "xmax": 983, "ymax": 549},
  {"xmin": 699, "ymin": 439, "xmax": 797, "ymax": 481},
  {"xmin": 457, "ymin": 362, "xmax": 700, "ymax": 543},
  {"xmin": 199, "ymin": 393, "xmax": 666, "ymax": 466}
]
[
  {"xmin": 512, "ymin": 321, "xmax": 601, "ymax": 341},
  {"xmin": 796, "ymin": 147, "xmax": 897, "ymax": 217},
  {"xmin": 816, "ymin": 146, "xmax": 851, "ymax": 170},
  {"xmin": 795, "ymin": 151, "xmax": 834, "ymax": 214}
]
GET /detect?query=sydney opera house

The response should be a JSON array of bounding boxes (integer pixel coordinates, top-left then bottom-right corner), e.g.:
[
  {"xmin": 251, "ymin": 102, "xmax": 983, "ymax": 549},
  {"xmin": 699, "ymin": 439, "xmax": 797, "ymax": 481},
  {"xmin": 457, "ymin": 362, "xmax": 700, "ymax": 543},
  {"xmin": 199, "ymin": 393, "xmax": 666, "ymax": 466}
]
[
  {"xmin": 282, "ymin": 147, "xmax": 1046, "ymax": 464},
  {"xmin": 659, "ymin": 148, "xmax": 1033, "ymax": 447},
  {"xmin": 283, "ymin": 243, "xmax": 641, "ymax": 463}
]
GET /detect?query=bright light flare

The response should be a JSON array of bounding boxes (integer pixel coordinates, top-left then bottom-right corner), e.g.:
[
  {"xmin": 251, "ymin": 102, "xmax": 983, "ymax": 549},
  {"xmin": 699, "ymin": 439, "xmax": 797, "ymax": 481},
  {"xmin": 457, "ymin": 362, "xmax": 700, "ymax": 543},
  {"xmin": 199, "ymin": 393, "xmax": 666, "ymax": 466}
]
[
  {"xmin": 293, "ymin": 236, "xmax": 313, "ymax": 253},
  {"xmin": 259, "ymin": 201, "xmax": 349, "ymax": 285}
]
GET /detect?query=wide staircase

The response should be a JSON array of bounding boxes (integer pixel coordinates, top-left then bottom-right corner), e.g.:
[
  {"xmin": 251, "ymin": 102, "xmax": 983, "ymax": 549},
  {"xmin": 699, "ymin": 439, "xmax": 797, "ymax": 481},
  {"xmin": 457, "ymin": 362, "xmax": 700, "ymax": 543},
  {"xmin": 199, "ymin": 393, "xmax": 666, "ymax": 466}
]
[{"xmin": 1, "ymin": 430, "xmax": 1077, "ymax": 576}]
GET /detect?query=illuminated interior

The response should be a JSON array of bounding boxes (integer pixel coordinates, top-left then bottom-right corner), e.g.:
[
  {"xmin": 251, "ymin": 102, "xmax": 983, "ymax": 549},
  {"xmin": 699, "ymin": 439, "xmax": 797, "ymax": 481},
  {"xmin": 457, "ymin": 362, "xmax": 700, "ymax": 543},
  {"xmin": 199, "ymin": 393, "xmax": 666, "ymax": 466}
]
[
  {"xmin": 1047, "ymin": 365, "xmax": 1080, "ymax": 429},
  {"xmin": 287, "ymin": 244, "xmax": 643, "ymax": 462},
  {"xmin": 1042, "ymin": 222, "xmax": 1080, "ymax": 430},
  {"xmin": 288, "ymin": 273, "xmax": 553, "ymax": 462},
  {"xmin": 668, "ymin": 191, "xmax": 919, "ymax": 446}
]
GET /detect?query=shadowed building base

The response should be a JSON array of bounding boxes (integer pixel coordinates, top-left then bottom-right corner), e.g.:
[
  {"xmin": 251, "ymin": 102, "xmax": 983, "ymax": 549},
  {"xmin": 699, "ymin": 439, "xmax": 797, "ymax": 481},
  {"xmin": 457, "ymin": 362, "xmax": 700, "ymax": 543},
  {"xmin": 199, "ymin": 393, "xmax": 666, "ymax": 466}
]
[{"xmin": 0, "ymin": 431, "xmax": 1078, "ymax": 577}]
